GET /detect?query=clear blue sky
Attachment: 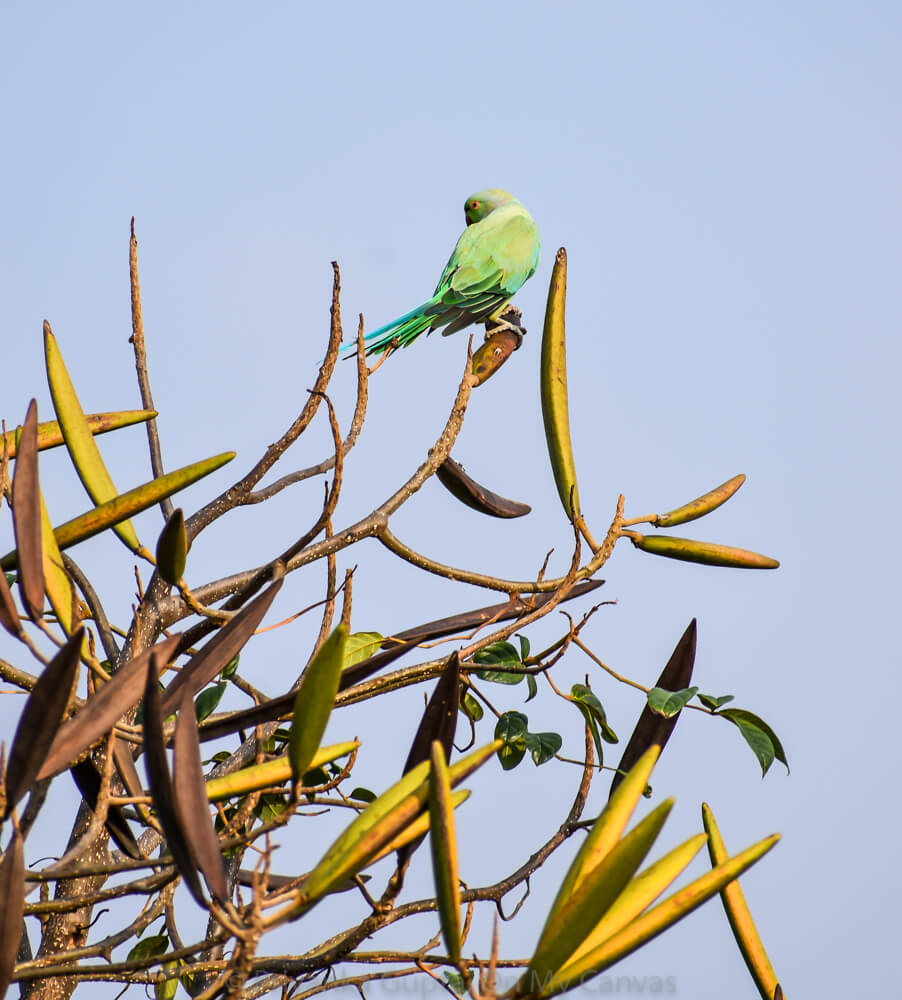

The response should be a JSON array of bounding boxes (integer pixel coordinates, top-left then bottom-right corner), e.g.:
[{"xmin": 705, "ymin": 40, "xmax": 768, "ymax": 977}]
[{"xmin": 2, "ymin": 3, "xmax": 899, "ymax": 997}]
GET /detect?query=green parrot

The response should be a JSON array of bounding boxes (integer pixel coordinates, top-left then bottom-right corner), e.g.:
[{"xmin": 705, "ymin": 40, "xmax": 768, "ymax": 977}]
[{"xmin": 345, "ymin": 189, "xmax": 540, "ymax": 361}]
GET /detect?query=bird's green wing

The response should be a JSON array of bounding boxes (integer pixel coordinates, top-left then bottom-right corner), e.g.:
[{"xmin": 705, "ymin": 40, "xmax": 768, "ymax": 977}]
[{"xmin": 431, "ymin": 210, "xmax": 540, "ymax": 315}]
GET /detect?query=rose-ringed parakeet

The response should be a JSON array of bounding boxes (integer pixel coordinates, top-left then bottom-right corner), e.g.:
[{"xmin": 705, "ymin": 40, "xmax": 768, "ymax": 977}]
[{"xmin": 344, "ymin": 189, "xmax": 540, "ymax": 362}]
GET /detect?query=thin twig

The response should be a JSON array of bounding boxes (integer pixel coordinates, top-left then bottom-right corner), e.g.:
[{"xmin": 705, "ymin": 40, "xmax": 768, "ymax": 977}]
[{"xmin": 129, "ymin": 218, "xmax": 172, "ymax": 521}]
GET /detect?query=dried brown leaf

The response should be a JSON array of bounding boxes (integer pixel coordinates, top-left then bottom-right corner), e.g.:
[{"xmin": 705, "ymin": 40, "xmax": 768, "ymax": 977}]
[
  {"xmin": 37, "ymin": 634, "xmax": 181, "ymax": 781},
  {"xmin": 0, "ymin": 565, "xmax": 21, "ymax": 638},
  {"xmin": 160, "ymin": 579, "xmax": 283, "ymax": 716},
  {"xmin": 143, "ymin": 652, "xmax": 206, "ymax": 906},
  {"xmin": 173, "ymin": 689, "xmax": 228, "ymax": 902},
  {"xmin": 0, "ymin": 828, "xmax": 25, "ymax": 997},
  {"xmin": 12, "ymin": 400, "xmax": 44, "ymax": 620},
  {"xmin": 3, "ymin": 626, "xmax": 84, "ymax": 818},
  {"xmin": 70, "ymin": 758, "xmax": 142, "ymax": 860}
]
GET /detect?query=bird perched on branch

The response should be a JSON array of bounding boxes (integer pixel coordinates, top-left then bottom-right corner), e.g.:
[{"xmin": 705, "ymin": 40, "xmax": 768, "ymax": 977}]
[{"xmin": 344, "ymin": 189, "xmax": 540, "ymax": 367}]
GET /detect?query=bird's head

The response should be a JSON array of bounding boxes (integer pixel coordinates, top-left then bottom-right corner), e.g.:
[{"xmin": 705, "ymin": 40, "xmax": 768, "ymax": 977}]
[{"xmin": 464, "ymin": 189, "xmax": 519, "ymax": 226}]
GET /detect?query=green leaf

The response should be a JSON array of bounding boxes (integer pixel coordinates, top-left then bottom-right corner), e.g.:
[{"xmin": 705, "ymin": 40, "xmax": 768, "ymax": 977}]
[
  {"xmin": 571, "ymin": 685, "xmax": 618, "ymax": 742},
  {"xmin": 221, "ymin": 654, "xmax": 240, "ymax": 680},
  {"xmin": 289, "ymin": 626, "xmax": 348, "ymax": 785},
  {"xmin": 194, "ymin": 682, "xmax": 227, "ymax": 723},
  {"xmin": 460, "ymin": 691, "xmax": 484, "ymax": 722},
  {"xmin": 720, "ymin": 709, "xmax": 789, "ymax": 776},
  {"xmin": 570, "ymin": 683, "xmax": 618, "ymax": 765},
  {"xmin": 698, "ymin": 692, "xmax": 734, "ymax": 711},
  {"xmin": 302, "ymin": 766, "xmax": 330, "ymax": 787},
  {"xmin": 495, "ymin": 711, "xmax": 528, "ymax": 770},
  {"xmin": 517, "ymin": 634, "xmax": 531, "ymax": 661},
  {"xmin": 155, "ymin": 962, "xmax": 179, "ymax": 1000},
  {"xmin": 647, "ymin": 686, "xmax": 699, "ymax": 718},
  {"xmin": 526, "ymin": 674, "xmax": 539, "ymax": 702},
  {"xmin": 475, "ymin": 640, "xmax": 521, "ymax": 665},
  {"xmin": 343, "ymin": 631, "xmax": 384, "ymax": 668},
  {"xmin": 349, "ymin": 787, "xmax": 376, "ymax": 803},
  {"xmin": 444, "ymin": 972, "xmax": 467, "ymax": 995},
  {"xmin": 525, "ymin": 731, "xmax": 562, "ymax": 766},
  {"xmin": 127, "ymin": 933, "xmax": 169, "ymax": 961},
  {"xmin": 475, "ymin": 641, "xmax": 523, "ymax": 684},
  {"xmin": 255, "ymin": 792, "xmax": 288, "ymax": 822}
]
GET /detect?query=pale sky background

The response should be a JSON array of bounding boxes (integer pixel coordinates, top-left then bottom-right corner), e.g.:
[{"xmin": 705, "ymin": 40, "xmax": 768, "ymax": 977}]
[{"xmin": 2, "ymin": 3, "xmax": 900, "ymax": 998}]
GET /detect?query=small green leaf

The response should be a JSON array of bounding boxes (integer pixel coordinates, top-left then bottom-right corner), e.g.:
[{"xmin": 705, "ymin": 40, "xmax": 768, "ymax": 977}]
[
  {"xmin": 194, "ymin": 682, "xmax": 227, "ymax": 723},
  {"xmin": 460, "ymin": 691, "xmax": 484, "ymax": 722},
  {"xmin": 647, "ymin": 686, "xmax": 699, "ymax": 718},
  {"xmin": 155, "ymin": 962, "xmax": 179, "ymax": 1000},
  {"xmin": 517, "ymin": 634, "xmax": 530, "ymax": 661},
  {"xmin": 475, "ymin": 640, "xmax": 521, "ymax": 665},
  {"xmin": 255, "ymin": 792, "xmax": 288, "ymax": 822},
  {"xmin": 526, "ymin": 674, "xmax": 539, "ymax": 702},
  {"xmin": 127, "ymin": 933, "xmax": 169, "ymax": 961},
  {"xmin": 302, "ymin": 766, "xmax": 330, "ymax": 787},
  {"xmin": 570, "ymin": 683, "xmax": 618, "ymax": 764},
  {"xmin": 495, "ymin": 711, "xmax": 528, "ymax": 770},
  {"xmin": 221, "ymin": 654, "xmax": 240, "ymax": 679},
  {"xmin": 343, "ymin": 632, "xmax": 384, "ymax": 668},
  {"xmin": 698, "ymin": 692, "xmax": 734, "ymax": 711},
  {"xmin": 349, "ymin": 787, "xmax": 376, "ymax": 803},
  {"xmin": 475, "ymin": 641, "xmax": 523, "ymax": 684},
  {"xmin": 571, "ymin": 685, "xmax": 618, "ymax": 742},
  {"xmin": 444, "ymin": 972, "xmax": 467, "ymax": 995},
  {"xmin": 525, "ymin": 731, "xmax": 562, "ymax": 766},
  {"xmin": 720, "ymin": 709, "xmax": 789, "ymax": 776}
]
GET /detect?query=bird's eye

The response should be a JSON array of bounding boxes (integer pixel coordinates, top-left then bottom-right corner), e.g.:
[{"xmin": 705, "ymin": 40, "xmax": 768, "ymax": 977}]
[{"xmin": 470, "ymin": 201, "xmax": 480, "ymax": 210}]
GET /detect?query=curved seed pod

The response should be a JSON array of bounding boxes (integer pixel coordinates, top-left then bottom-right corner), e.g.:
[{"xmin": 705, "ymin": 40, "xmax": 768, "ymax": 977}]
[
  {"xmin": 156, "ymin": 508, "xmax": 187, "ymax": 585},
  {"xmin": 429, "ymin": 742, "xmax": 462, "ymax": 963},
  {"xmin": 204, "ymin": 741, "xmax": 359, "ymax": 802},
  {"xmin": 174, "ymin": 689, "xmax": 228, "ymax": 903},
  {"xmin": 142, "ymin": 652, "xmax": 206, "ymax": 906},
  {"xmin": 289, "ymin": 626, "xmax": 348, "ymax": 786},
  {"xmin": 524, "ymin": 800, "xmax": 673, "ymax": 990},
  {"xmin": 0, "ymin": 563, "xmax": 22, "ymax": 638},
  {"xmin": 369, "ymin": 789, "xmax": 469, "ymax": 865},
  {"xmin": 37, "ymin": 634, "xmax": 180, "ymax": 781},
  {"xmin": 44, "ymin": 322, "xmax": 141, "ymax": 551},
  {"xmin": 544, "ymin": 746, "xmax": 661, "ymax": 931},
  {"xmin": 160, "ymin": 579, "xmax": 282, "ymax": 716},
  {"xmin": 471, "ymin": 328, "xmax": 521, "ymax": 385},
  {"xmin": 1, "ymin": 410, "xmax": 157, "ymax": 460},
  {"xmin": 297, "ymin": 741, "xmax": 500, "ymax": 911},
  {"xmin": 37, "ymin": 491, "xmax": 77, "ymax": 633},
  {"xmin": 0, "ymin": 453, "xmax": 236, "ymax": 572},
  {"xmin": 12, "ymin": 400, "xmax": 44, "ymax": 620},
  {"xmin": 610, "ymin": 620, "xmax": 696, "ymax": 797},
  {"xmin": 655, "ymin": 474, "xmax": 746, "ymax": 528},
  {"xmin": 563, "ymin": 833, "xmax": 708, "ymax": 968},
  {"xmin": 630, "ymin": 534, "xmax": 780, "ymax": 570},
  {"xmin": 71, "ymin": 758, "xmax": 143, "ymax": 860},
  {"xmin": 545, "ymin": 834, "xmax": 781, "ymax": 998},
  {"xmin": 702, "ymin": 804, "xmax": 780, "ymax": 999},
  {"xmin": 403, "ymin": 652, "xmax": 461, "ymax": 775},
  {"xmin": 436, "ymin": 458, "xmax": 531, "ymax": 519},
  {"xmin": 540, "ymin": 248, "xmax": 580, "ymax": 520},
  {"xmin": 0, "ymin": 828, "xmax": 25, "ymax": 998},
  {"xmin": 3, "ymin": 626, "xmax": 84, "ymax": 819}
]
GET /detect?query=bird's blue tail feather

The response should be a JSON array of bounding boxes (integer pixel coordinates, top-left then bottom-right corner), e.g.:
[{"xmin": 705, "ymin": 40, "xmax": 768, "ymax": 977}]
[{"xmin": 339, "ymin": 297, "xmax": 438, "ymax": 358}]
